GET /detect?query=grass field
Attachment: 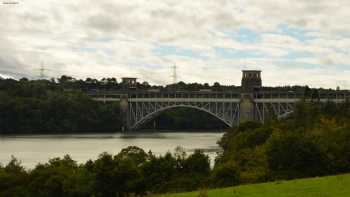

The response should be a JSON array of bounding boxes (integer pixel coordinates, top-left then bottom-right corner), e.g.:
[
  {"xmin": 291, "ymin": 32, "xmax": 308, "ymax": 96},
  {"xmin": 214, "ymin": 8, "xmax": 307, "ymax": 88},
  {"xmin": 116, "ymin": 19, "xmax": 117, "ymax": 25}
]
[{"xmin": 157, "ymin": 174, "xmax": 350, "ymax": 197}]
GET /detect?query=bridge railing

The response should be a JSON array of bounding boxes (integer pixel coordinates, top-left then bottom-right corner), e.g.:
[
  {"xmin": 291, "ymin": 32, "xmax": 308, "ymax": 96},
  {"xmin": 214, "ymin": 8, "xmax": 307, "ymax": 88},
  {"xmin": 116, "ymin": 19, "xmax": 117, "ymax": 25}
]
[
  {"xmin": 88, "ymin": 90, "xmax": 242, "ymax": 99},
  {"xmin": 253, "ymin": 91, "xmax": 350, "ymax": 100},
  {"xmin": 128, "ymin": 92, "xmax": 242, "ymax": 99},
  {"xmin": 88, "ymin": 90, "xmax": 350, "ymax": 101},
  {"xmin": 254, "ymin": 92, "xmax": 304, "ymax": 99}
]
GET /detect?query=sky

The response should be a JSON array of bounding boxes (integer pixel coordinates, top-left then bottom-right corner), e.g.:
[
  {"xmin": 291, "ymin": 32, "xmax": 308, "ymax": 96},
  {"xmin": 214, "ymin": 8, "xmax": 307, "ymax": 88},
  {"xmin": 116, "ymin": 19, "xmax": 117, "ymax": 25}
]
[{"xmin": 0, "ymin": 0, "xmax": 350, "ymax": 88}]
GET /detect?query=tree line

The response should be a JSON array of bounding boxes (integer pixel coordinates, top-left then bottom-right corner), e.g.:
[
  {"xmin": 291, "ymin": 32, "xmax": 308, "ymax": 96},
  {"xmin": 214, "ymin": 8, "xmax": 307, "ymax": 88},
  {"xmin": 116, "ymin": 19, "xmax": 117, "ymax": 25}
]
[
  {"xmin": 0, "ymin": 146, "xmax": 214, "ymax": 197},
  {"xmin": 0, "ymin": 79, "xmax": 122, "ymax": 134},
  {"xmin": 217, "ymin": 100, "xmax": 350, "ymax": 184}
]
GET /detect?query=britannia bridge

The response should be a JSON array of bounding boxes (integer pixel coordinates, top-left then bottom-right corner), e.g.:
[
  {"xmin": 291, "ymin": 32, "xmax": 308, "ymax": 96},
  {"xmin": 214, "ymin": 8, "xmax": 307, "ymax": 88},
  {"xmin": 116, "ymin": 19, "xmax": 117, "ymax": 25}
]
[{"xmin": 88, "ymin": 70, "xmax": 350, "ymax": 130}]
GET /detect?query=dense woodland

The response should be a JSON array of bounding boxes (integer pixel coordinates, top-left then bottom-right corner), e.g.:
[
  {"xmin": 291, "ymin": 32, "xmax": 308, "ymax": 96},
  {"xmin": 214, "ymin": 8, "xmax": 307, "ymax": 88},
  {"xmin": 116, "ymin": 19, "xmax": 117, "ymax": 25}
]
[
  {"xmin": 1, "ymin": 85, "xmax": 350, "ymax": 196},
  {"xmin": 0, "ymin": 78, "xmax": 122, "ymax": 134}
]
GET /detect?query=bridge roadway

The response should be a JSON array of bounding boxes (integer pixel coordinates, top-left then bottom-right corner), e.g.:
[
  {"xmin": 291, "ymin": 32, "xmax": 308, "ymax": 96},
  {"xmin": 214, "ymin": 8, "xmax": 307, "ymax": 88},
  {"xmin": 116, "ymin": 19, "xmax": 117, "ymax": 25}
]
[{"xmin": 88, "ymin": 90, "xmax": 350, "ymax": 130}]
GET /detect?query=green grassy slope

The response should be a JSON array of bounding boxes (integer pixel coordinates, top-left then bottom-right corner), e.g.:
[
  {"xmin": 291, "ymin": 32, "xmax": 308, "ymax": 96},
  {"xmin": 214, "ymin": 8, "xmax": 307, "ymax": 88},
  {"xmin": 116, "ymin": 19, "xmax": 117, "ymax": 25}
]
[{"xmin": 158, "ymin": 174, "xmax": 350, "ymax": 197}]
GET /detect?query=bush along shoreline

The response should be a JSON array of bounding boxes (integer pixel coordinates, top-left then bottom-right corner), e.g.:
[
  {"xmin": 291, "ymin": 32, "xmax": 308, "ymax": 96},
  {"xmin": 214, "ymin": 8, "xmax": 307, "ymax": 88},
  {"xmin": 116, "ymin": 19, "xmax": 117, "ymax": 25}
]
[{"xmin": 0, "ymin": 146, "xmax": 213, "ymax": 197}]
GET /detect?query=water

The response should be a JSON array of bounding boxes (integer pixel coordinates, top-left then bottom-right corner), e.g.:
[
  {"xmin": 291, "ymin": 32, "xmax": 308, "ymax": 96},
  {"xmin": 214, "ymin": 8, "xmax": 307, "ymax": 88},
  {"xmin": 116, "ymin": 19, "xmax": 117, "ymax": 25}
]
[{"xmin": 0, "ymin": 131, "xmax": 224, "ymax": 169}]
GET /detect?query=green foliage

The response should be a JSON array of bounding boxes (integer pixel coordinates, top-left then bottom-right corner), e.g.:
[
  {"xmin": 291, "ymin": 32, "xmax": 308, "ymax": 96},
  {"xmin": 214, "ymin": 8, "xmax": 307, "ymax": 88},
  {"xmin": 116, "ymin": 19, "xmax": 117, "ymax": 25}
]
[
  {"xmin": 0, "ymin": 147, "xmax": 214, "ymax": 196},
  {"xmin": 265, "ymin": 132, "xmax": 329, "ymax": 179},
  {"xmin": 0, "ymin": 79, "xmax": 122, "ymax": 133},
  {"xmin": 0, "ymin": 157, "xmax": 29, "ymax": 197},
  {"xmin": 116, "ymin": 146, "xmax": 148, "ymax": 167},
  {"xmin": 143, "ymin": 152, "xmax": 178, "ymax": 193},
  {"xmin": 28, "ymin": 155, "xmax": 93, "ymax": 197},
  {"xmin": 216, "ymin": 100, "xmax": 350, "ymax": 187},
  {"xmin": 210, "ymin": 162, "xmax": 240, "ymax": 188},
  {"xmin": 218, "ymin": 122, "xmax": 269, "ymax": 153},
  {"xmin": 184, "ymin": 150, "xmax": 210, "ymax": 176}
]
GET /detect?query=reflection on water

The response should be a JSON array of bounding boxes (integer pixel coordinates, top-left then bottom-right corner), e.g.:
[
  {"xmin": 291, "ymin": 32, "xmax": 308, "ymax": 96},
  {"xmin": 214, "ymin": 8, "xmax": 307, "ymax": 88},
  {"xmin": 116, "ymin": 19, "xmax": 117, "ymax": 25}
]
[{"xmin": 0, "ymin": 131, "xmax": 224, "ymax": 169}]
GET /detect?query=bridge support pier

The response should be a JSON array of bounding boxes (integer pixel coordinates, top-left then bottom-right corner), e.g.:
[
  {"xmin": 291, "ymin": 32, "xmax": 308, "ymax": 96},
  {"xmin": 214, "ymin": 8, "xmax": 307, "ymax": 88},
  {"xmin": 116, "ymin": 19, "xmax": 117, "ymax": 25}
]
[
  {"xmin": 239, "ymin": 93, "xmax": 255, "ymax": 123},
  {"xmin": 119, "ymin": 95, "xmax": 130, "ymax": 131}
]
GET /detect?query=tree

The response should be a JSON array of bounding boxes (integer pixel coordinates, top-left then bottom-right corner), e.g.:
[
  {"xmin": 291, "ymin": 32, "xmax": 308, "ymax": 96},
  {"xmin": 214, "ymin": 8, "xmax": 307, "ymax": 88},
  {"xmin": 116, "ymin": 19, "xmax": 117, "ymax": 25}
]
[
  {"xmin": 28, "ymin": 155, "xmax": 92, "ymax": 197},
  {"xmin": 265, "ymin": 132, "xmax": 329, "ymax": 179},
  {"xmin": 116, "ymin": 146, "xmax": 148, "ymax": 167},
  {"xmin": 184, "ymin": 150, "xmax": 210, "ymax": 176},
  {"xmin": 92, "ymin": 152, "xmax": 117, "ymax": 197},
  {"xmin": 0, "ymin": 157, "xmax": 29, "ymax": 197},
  {"xmin": 211, "ymin": 162, "xmax": 240, "ymax": 187},
  {"xmin": 142, "ymin": 152, "xmax": 177, "ymax": 193},
  {"xmin": 212, "ymin": 82, "xmax": 222, "ymax": 91},
  {"xmin": 58, "ymin": 75, "xmax": 75, "ymax": 84}
]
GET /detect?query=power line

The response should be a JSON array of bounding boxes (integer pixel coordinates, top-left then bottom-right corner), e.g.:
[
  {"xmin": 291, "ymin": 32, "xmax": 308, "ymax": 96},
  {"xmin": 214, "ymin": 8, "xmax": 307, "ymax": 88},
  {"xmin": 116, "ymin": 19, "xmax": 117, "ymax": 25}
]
[
  {"xmin": 34, "ymin": 62, "xmax": 53, "ymax": 79},
  {"xmin": 171, "ymin": 64, "xmax": 177, "ymax": 84},
  {"xmin": 39, "ymin": 62, "xmax": 46, "ymax": 79}
]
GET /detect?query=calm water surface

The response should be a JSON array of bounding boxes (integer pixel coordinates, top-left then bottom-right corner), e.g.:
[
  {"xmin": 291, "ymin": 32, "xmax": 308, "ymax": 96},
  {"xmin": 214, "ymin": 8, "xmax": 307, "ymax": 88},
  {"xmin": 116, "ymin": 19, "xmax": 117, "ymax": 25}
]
[{"xmin": 0, "ymin": 131, "xmax": 223, "ymax": 169}]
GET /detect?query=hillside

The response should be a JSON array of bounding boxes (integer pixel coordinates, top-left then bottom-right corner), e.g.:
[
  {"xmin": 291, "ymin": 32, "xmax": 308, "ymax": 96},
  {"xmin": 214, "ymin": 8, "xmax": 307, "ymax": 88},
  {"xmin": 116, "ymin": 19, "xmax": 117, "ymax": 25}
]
[{"xmin": 159, "ymin": 174, "xmax": 350, "ymax": 197}]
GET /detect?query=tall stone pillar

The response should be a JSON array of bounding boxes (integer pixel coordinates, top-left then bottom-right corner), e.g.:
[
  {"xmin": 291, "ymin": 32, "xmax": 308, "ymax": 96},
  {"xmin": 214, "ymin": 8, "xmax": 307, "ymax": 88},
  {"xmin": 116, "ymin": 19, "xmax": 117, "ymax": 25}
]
[
  {"xmin": 239, "ymin": 70, "xmax": 262, "ymax": 123},
  {"xmin": 240, "ymin": 93, "xmax": 255, "ymax": 122},
  {"xmin": 119, "ymin": 94, "xmax": 129, "ymax": 131}
]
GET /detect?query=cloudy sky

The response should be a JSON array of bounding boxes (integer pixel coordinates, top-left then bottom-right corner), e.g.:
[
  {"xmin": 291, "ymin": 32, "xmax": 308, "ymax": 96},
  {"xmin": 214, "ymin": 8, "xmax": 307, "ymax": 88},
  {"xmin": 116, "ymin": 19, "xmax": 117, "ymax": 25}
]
[{"xmin": 0, "ymin": 0, "xmax": 349, "ymax": 88}]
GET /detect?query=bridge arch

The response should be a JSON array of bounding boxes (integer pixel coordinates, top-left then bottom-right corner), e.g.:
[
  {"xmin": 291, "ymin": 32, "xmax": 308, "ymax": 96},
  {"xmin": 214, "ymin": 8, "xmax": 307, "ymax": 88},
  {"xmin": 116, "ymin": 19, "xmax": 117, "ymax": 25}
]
[{"xmin": 130, "ymin": 104, "xmax": 233, "ymax": 130}]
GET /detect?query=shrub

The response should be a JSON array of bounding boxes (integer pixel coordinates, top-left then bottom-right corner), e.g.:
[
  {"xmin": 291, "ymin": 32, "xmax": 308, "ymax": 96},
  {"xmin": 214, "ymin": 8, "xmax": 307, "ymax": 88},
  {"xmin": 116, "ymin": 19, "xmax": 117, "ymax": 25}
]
[
  {"xmin": 211, "ymin": 162, "xmax": 240, "ymax": 188},
  {"xmin": 265, "ymin": 132, "xmax": 329, "ymax": 179}
]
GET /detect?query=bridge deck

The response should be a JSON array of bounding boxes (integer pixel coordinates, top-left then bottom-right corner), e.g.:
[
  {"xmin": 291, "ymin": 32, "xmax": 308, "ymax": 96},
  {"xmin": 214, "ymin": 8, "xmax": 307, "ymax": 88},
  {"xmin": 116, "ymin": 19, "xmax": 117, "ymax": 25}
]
[
  {"xmin": 88, "ymin": 90, "xmax": 350, "ymax": 101},
  {"xmin": 88, "ymin": 90, "xmax": 350, "ymax": 129}
]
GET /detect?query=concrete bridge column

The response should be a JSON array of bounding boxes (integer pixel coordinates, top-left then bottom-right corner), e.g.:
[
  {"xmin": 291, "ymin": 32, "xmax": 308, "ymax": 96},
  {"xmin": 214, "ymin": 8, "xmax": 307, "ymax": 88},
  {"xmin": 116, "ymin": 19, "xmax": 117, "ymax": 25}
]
[
  {"xmin": 119, "ymin": 94, "xmax": 130, "ymax": 131},
  {"xmin": 239, "ymin": 93, "xmax": 255, "ymax": 123}
]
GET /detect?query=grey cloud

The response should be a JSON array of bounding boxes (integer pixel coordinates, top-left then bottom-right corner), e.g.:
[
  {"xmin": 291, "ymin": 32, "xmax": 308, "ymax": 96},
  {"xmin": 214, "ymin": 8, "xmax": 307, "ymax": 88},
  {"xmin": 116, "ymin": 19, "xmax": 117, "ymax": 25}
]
[
  {"xmin": 320, "ymin": 57, "xmax": 335, "ymax": 66},
  {"xmin": 0, "ymin": 0, "xmax": 349, "ymax": 88},
  {"xmin": 87, "ymin": 14, "xmax": 121, "ymax": 32},
  {"xmin": 0, "ymin": 56, "xmax": 33, "ymax": 79}
]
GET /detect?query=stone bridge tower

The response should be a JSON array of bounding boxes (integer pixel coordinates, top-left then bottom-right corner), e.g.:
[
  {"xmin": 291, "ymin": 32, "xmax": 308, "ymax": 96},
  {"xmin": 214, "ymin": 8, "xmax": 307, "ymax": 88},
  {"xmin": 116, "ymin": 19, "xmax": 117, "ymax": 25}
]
[
  {"xmin": 240, "ymin": 70, "xmax": 262, "ymax": 122},
  {"xmin": 241, "ymin": 70, "xmax": 262, "ymax": 92}
]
